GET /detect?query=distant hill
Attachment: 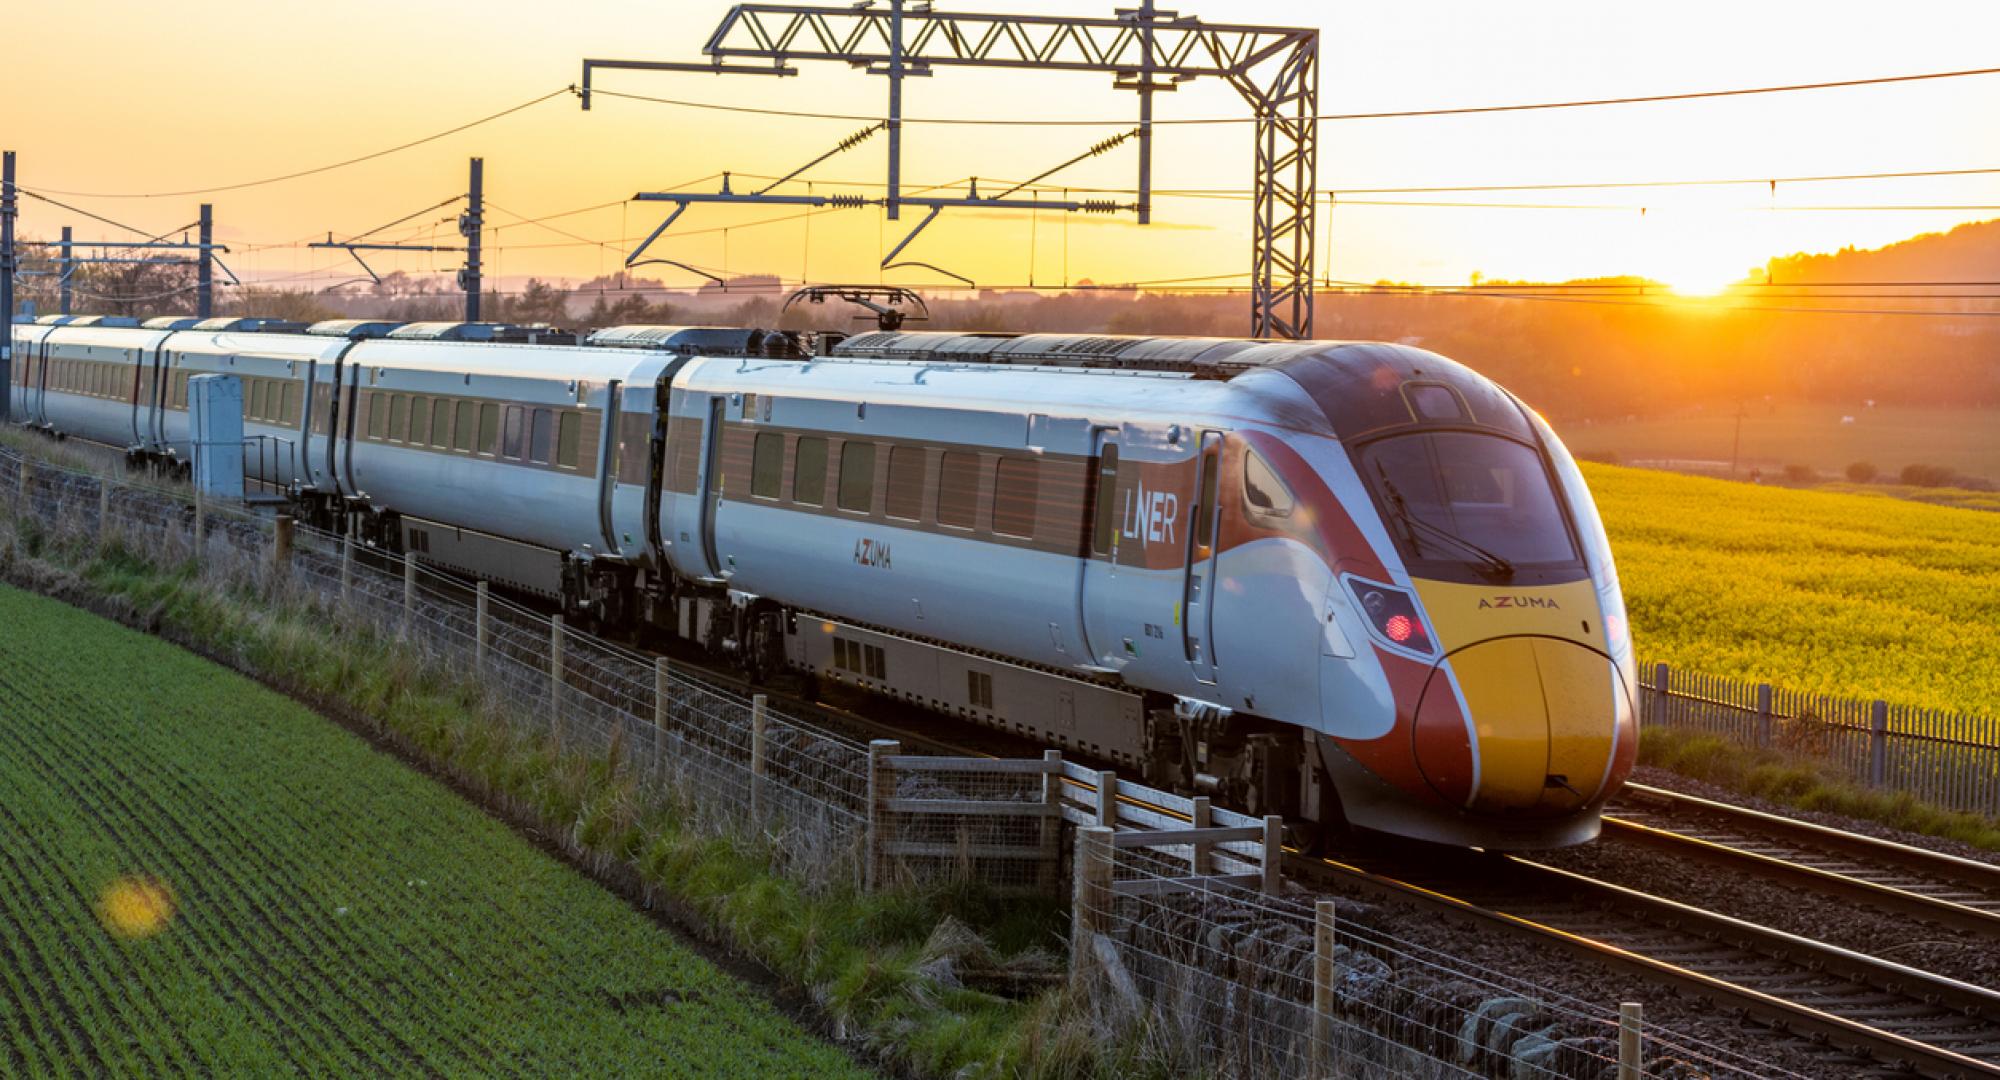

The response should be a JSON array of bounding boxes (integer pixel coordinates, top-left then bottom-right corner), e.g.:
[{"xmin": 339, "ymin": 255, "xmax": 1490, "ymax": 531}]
[{"xmin": 1763, "ymin": 219, "xmax": 2000, "ymax": 285}]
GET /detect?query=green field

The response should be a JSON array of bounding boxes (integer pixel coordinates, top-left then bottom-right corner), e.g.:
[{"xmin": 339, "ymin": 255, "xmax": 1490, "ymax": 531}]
[
  {"xmin": 1583, "ymin": 462, "xmax": 2000, "ymax": 720},
  {"xmin": 1566, "ymin": 401, "xmax": 2000, "ymax": 484},
  {"xmin": 0, "ymin": 584, "xmax": 868, "ymax": 1078}
]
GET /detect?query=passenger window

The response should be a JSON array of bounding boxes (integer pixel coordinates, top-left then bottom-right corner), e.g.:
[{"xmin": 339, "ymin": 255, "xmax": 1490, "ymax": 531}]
[
  {"xmin": 885, "ymin": 445, "xmax": 926, "ymax": 521},
  {"xmin": 389, "ymin": 395, "xmax": 409, "ymax": 442},
  {"xmin": 478, "ymin": 404, "xmax": 499, "ymax": 455},
  {"xmin": 454, "ymin": 401, "xmax": 476, "ymax": 452},
  {"xmin": 409, "ymin": 397, "xmax": 429, "ymax": 444},
  {"xmin": 1243, "ymin": 447, "xmax": 1295, "ymax": 518},
  {"xmin": 617, "ymin": 413, "xmax": 651, "ymax": 484},
  {"xmin": 502, "ymin": 406, "xmax": 525, "ymax": 459},
  {"xmin": 432, "ymin": 399, "xmax": 452, "ymax": 448},
  {"xmin": 282, "ymin": 384, "xmax": 301, "ymax": 425},
  {"xmin": 529, "ymin": 408, "xmax": 553, "ymax": 464},
  {"xmin": 1091, "ymin": 445, "xmax": 1121, "ymax": 555},
  {"xmin": 751, "ymin": 432, "xmax": 784, "ymax": 499},
  {"xmin": 793, "ymin": 436, "xmax": 827, "ymax": 505},
  {"xmin": 937, "ymin": 451, "xmax": 980, "ymax": 529},
  {"xmin": 837, "ymin": 441, "xmax": 875, "ymax": 512},
  {"xmin": 557, "ymin": 412, "xmax": 581, "ymax": 469},
  {"xmin": 992, "ymin": 457, "xmax": 1039, "ymax": 539},
  {"xmin": 1195, "ymin": 444, "xmax": 1221, "ymax": 551},
  {"xmin": 368, "ymin": 393, "xmax": 386, "ymax": 439}
]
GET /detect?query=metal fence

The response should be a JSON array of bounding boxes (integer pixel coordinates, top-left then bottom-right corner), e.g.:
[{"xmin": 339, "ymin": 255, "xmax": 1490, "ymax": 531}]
[{"xmin": 1640, "ymin": 660, "xmax": 2000, "ymax": 817}]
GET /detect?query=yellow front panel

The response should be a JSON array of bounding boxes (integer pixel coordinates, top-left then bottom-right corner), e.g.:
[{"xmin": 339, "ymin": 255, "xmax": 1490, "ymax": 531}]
[
  {"xmin": 1412, "ymin": 578, "xmax": 1604, "ymax": 654},
  {"xmin": 1446, "ymin": 638, "xmax": 1548, "ymax": 810},
  {"xmin": 1532, "ymin": 638, "xmax": 1618, "ymax": 809}
]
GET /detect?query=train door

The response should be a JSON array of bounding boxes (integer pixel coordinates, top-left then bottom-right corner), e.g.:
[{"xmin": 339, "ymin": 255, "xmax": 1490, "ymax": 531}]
[
  {"xmin": 1077, "ymin": 426, "xmax": 1122, "ymax": 669},
  {"xmin": 693, "ymin": 395, "xmax": 726, "ymax": 578},
  {"xmin": 143, "ymin": 343, "xmax": 169, "ymax": 450},
  {"xmin": 298, "ymin": 361, "xmax": 318, "ymax": 491},
  {"xmin": 1180, "ymin": 430, "xmax": 1224, "ymax": 684},
  {"xmin": 125, "ymin": 348, "xmax": 146, "ymax": 448},
  {"xmin": 340, "ymin": 360, "xmax": 363, "ymax": 498},
  {"xmin": 32, "ymin": 338, "xmax": 51, "ymax": 425}
]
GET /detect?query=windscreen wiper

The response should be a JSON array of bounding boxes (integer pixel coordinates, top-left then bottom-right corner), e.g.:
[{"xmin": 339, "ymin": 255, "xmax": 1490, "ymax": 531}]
[{"xmin": 1374, "ymin": 463, "xmax": 1515, "ymax": 578}]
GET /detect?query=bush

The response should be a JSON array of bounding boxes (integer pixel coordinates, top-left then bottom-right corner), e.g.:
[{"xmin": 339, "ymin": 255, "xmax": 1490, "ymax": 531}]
[
  {"xmin": 1900, "ymin": 463, "xmax": 1955, "ymax": 488},
  {"xmin": 1845, "ymin": 461, "xmax": 1877, "ymax": 483},
  {"xmin": 1782, "ymin": 463, "xmax": 1817, "ymax": 485}
]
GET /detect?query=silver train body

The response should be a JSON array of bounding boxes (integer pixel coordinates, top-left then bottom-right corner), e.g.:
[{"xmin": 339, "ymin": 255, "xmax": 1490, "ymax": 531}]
[{"xmin": 7, "ymin": 318, "xmax": 1638, "ymax": 848}]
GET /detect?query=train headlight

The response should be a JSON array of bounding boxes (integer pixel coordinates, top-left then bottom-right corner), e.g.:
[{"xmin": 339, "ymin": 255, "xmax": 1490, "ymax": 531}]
[{"xmin": 1346, "ymin": 578, "xmax": 1436, "ymax": 657}]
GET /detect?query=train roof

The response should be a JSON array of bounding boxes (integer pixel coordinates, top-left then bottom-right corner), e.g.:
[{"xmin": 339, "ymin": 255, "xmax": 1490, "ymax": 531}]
[{"xmin": 830, "ymin": 331, "xmax": 1334, "ymax": 378}]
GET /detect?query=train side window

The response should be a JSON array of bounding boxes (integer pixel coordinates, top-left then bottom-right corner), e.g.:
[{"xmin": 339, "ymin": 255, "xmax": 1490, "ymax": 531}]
[
  {"xmin": 389, "ymin": 395, "xmax": 409, "ymax": 442},
  {"xmin": 556, "ymin": 413, "xmax": 581, "ymax": 469},
  {"xmin": 529, "ymin": 408, "xmax": 553, "ymax": 464},
  {"xmin": 617, "ymin": 413, "xmax": 651, "ymax": 484},
  {"xmin": 885, "ymin": 445, "xmax": 927, "ymax": 521},
  {"xmin": 282, "ymin": 383, "xmax": 301, "ymax": 425},
  {"xmin": 866, "ymin": 645, "xmax": 885, "ymax": 680},
  {"xmin": 502, "ymin": 406, "xmax": 525, "ymax": 459},
  {"xmin": 968, "ymin": 670, "xmax": 993, "ymax": 710},
  {"xmin": 367, "ymin": 393, "xmax": 386, "ymax": 439},
  {"xmin": 1091, "ymin": 445, "xmax": 1121, "ymax": 555},
  {"xmin": 751, "ymin": 432, "xmax": 784, "ymax": 498},
  {"xmin": 1195, "ymin": 442, "xmax": 1221, "ymax": 553},
  {"xmin": 837, "ymin": 441, "xmax": 875, "ymax": 512},
  {"xmin": 936, "ymin": 451, "xmax": 980, "ymax": 529},
  {"xmin": 432, "ymin": 399, "xmax": 452, "ymax": 448},
  {"xmin": 992, "ymin": 457, "xmax": 1039, "ymax": 539},
  {"xmin": 454, "ymin": 401, "xmax": 476, "ymax": 452},
  {"xmin": 478, "ymin": 404, "xmax": 499, "ymax": 455},
  {"xmin": 409, "ymin": 396, "xmax": 429, "ymax": 444},
  {"xmin": 793, "ymin": 436, "xmax": 827, "ymax": 505},
  {"xmin": 178, "ymin": 372, "xmax": 191, "ymax": 407},
  {"xmin": 1242, "ymin": 447, "xmax": 1295, "ymax": 518}
]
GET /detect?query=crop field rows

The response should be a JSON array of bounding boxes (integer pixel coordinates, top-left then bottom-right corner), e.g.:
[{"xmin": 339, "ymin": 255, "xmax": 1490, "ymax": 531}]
[{"xmin": 0, "ymin": 584, "xmax": 865, "ymax": 1078}]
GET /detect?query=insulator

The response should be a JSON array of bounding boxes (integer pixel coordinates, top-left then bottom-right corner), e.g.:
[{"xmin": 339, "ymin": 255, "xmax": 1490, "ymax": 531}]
[
  {"xmin": 1081, "ymin": 199, "xmax": 1122, "ymax": 214},
  {"xmin": 828, "ymin": 194, "xmax": 870, "ymax": 209},
  {"xmin": 1090, "ymin": 130, "xmax": 1135, "ymax": 156},
  {"xmin": 837, "ymin": 125, "xmax": 882, "ymax": 152}
]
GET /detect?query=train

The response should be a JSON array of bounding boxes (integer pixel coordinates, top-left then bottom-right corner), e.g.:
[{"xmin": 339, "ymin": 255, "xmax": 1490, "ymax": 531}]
[{"xmin": 7, "ymin": 312, "xmax": 1638, "ymax": 849}]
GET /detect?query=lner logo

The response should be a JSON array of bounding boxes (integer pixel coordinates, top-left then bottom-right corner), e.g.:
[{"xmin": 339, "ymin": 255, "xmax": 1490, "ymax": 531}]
[{"xmin": 1121, "ymin": 483, "xmax": 1179, "ymax": 546}]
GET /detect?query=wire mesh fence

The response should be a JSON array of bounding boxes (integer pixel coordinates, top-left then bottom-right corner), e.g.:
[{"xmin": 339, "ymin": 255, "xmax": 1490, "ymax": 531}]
[{"xmin": 1640, "ymin": 660, "xmax": 2000, "ymax": 816}]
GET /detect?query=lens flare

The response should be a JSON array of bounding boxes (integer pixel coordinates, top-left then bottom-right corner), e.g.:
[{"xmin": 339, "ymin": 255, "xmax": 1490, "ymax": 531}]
[{"xmin": 97, "ymin": 875, "xmax": 176, "ymax": 939}]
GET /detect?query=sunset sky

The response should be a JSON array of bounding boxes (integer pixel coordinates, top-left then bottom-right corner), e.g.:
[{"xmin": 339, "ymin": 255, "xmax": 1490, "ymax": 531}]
[{"xmin": 10, "ymin": 0, "xmax": 2000, "ymax": 297}]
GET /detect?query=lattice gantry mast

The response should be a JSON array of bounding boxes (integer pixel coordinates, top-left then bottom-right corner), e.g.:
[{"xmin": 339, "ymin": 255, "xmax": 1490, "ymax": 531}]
[{"xmin": 582, "ymin": 2, "xmax": 1320, "ymax": 339}]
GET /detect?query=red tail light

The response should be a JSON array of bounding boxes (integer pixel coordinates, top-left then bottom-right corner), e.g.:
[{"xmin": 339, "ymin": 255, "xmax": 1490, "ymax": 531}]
[{"xmin": 1347, "ymin": 578, "xmax": 1436, "ymax": 656}]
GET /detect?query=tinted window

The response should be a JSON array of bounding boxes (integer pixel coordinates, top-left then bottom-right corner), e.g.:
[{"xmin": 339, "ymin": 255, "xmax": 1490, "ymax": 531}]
[
  {"xmin": 752, "ymin": 432, "xmax": 784, "ymax": 498},
  {"xmin": 389, "ymin": 395, "xmax": 408, "ymax": 441},
  {"xmin": 557, "ymin": 413, "xmax": 581, "ymax": 468},
  {"xmin": 1359, "ymin": 432, "xmax": 1578, "ymax": 569},
  {"xmin": 1243, "ymin": 447, "xmax": 1295, "ymax": 517},
  {"xmin": 1090, "ymin": 445, "xmax": 1121, "ymax": 554},
  {"xmin": 992, "ymin": 457, "xmax": 1038, "ymax": 538},
  {"xmin": 937, "ymin": 451, "xmax": 980, "ymax": 529},
  {"xmin": 838, "ymin": 442, "xmax": 875, "ymax": 512},
  {"xmin": 793, "ymin": 437, "xmax": 827, "ymax": 505},
  {"xmin": 282, "ymin": 384, "xmax": 301, "ymax": 425},
  {"xmin": 454, "ymin": 401, "xmax": 476, "ymax": 451},
  {"xmin": 478, "ymin": 404, "xmax": 499, "ymax": 454},
  {"xmin": 529, "ymin": 409, "xmax": 553, "ymax": 464},
  {"xmin": 502, "ymin": 406, "xmax": 525, "ymax": 459},
  {"xmin": 367, "ymin": 393, "xmax": 386, "ymax": 438},
  {"xmin": 885, "ymin": 445, "xmax": 926, "ymax": 520},
  {"xmin": 409, "ymin": 397, "xmax": 430, "ymax": 444},
  {"xmin": 432, "ymin": 400, "xmax": 452, "ymax": 447}
]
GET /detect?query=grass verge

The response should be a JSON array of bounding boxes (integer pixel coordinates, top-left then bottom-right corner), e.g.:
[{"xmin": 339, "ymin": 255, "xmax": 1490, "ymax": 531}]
[{"xmin": 1637, "ymin": 728, "xmax": 2000, "ymax": 851}]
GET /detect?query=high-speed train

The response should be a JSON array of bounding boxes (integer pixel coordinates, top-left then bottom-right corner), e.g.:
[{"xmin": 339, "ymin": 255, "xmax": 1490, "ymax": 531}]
[{"xmin": 7, "ymin": 314, "xmax": 1637, "ymax": 848}]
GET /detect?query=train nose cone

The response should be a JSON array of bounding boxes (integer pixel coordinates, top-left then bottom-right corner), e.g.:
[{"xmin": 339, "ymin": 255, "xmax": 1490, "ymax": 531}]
[{"xmin": 1414, "ymin": 638, "xmax": 1626, "ymax": 816}]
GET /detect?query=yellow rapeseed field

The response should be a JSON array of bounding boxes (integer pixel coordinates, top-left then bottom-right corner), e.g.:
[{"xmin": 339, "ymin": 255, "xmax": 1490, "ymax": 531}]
[{"xmin": 1581, "ymin": 463, "xmax": 2000, "ymax": 720}]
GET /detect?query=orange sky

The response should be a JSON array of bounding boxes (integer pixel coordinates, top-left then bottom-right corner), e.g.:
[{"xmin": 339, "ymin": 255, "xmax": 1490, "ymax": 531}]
[{"xmin": 9, "ymin": 1, "xmax": 2000, "ymax": 297}]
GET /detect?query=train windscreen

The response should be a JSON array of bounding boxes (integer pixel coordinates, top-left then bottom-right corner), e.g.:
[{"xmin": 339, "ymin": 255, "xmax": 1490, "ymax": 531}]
[{"xmin": 1358, "ymin": 432, "xmax": 1584, "ymax": 584}]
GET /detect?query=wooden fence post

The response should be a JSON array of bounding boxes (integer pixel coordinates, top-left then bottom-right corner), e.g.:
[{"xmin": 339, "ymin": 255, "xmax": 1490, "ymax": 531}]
[
  {"xmin": 1070, "ymin": 825, "xmax": 1114, "ymax": 994},
  {"xmin": 1756, "ymin": 683, "xmax": 1774, "ymax": 747},
  {"xmin": 1190, "ymin": 796, "xmax": 1213, "ymax": 876},
  {"xmin": 1261, "ymin": 814, "xmax": 1284, "ymax": 895},
  {"xmin": 474, "ymin": 581, "xmax": 490, "ymax": 670},
  {"xmin": 1652, "ymin": 662, "xmax": 1671, "ymax": 728},
  {"xmin": 193, "ymin": 489, "xmax": 205, "ymax": 550},
  {"xmin": 549, "ymin": 614, "xmax": 566, "ymax": 735},
  {"xmin": 1869, "ymin": 700, "xmax": 1889, "ymax": 787},
  {"xmin": 1313, "ymin": 899, "xmax": 1338, "ymax": 1074},
  {"xmin": 1618, "ymin": 1001, "xmax": 1643, "ymax": 1080},
  {"xmin": 865, "ymin": 739, "xmax": 901, "ymax": 892},
  {"xmin": 400, "ymin": 552, "xmax": 416, "ymax": 637},
  {"xmin": 271, "ymin": 514, "xmax": 293, "ymax": 572},
  {"xmin": 1094, "ymin": 769, "xmax": 1118, "ymax": 827},
  {"xmin": 750, "ymin": 693, "xmax": 769, "ymax": 825},
  {"xmin": 1037, "ymin": 750, "xmax": 1064, "ymax": 892}
]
